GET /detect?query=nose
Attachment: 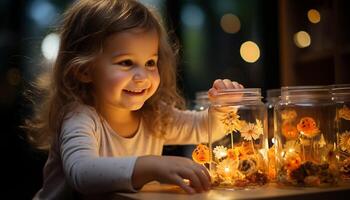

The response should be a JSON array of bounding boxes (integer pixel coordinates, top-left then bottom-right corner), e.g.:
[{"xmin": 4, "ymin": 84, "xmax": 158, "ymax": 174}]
[{"xmin": 132, "ymin": 67, "xmax": 148, "ymax": 83}]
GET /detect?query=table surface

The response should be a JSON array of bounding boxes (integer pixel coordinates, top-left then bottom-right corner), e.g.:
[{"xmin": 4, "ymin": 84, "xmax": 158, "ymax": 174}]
[{"xmin": 88, "ymin": 181, "xmax": 350, "ymax": 200}]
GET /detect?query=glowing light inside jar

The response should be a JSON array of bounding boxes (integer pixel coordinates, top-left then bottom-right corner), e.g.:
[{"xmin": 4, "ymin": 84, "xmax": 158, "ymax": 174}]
[{"xmin": 224, "ymin": 166, "xmax": 230, "ymax": 173}]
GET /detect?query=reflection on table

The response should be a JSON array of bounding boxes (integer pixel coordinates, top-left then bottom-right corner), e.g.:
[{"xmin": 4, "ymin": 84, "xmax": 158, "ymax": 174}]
[{"xmin": 84, "ymin": 181, "xmax": 350, "ymax": 200}]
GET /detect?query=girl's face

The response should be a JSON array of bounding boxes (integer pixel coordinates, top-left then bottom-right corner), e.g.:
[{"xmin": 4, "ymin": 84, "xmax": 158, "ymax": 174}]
[{"xmin": 91, "ymin": 28, "xmax": 160, "ymax": 111}]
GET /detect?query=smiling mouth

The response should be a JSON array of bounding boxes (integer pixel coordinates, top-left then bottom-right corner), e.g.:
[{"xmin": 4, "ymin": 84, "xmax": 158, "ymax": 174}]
[{"xmin": 123, "ymin": 89, "xmax": 147, "ymax": 95}]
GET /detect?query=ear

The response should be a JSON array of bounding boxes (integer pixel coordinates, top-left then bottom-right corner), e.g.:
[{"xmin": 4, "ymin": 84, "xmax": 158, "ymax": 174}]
[{"xmin": 76, "ymin": 67, "xmax": 92, "ymax": 83}]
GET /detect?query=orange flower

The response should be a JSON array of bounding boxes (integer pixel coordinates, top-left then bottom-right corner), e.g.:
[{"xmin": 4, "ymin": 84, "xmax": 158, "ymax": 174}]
[
  {"xmin": 282, "ymin": 121, "xmax": 299, "ymax": 140},
  {"xmin": 284, "ymin": 152, "xmax": 302, "ymax": 171},
  {"xmin": 281, "ymin": 109, "xmax": 297, "ymax": 121},
  {"xmin": 227, "ymin": 148, "xmax": 239, "ymax": 160},
  {"xmin": 192, "ymin": 144, "xmax": 210, "ymax": 164},
  {"xmin": 297, "ymin": 117, "xmax": 320, "ymax": 138},
  {"xmin": 339, "ymin": 105, "xmax": 350, "ymax": 120}
]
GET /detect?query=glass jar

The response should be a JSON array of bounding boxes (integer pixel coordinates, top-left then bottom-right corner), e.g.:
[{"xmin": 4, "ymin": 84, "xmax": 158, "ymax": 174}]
[
  {"xmin": 193, "ymin": 91, "xmax": 210, "ymax": 111},
  {"xmin": 207, "ymin": 88, "xmax": 268, "ymax": 189},
  {"xmin": 332, "ymin": 84, "xmax": 350, "ymax": 180},
  {"xmin": 275, "ymin": 85, "xmax": 339, "ymax": 187}
]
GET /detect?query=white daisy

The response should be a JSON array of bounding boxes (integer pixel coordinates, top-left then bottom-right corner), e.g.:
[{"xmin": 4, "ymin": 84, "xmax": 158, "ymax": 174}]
[
  {"xmin": 240, "ymin": 122, "xmax": 263, "ymax": 141},
  {"xmin": 213, "ymin": 145, "xmax": 228, "ymax": 159}
]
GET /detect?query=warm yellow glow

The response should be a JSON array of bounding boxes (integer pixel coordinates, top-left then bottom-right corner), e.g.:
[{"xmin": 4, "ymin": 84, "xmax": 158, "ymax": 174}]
[
  {"xmin": 220, "ymin": 13, "xmax": 241, "ymax": 34},
  {"xmin": 294, "ymin": 31, "xmax": 311, "ymax": 48},
  {"xmin": 224, "ymin": 167, "xmax": 230, "ymax": 173},
  {"xmin": 288, "ymin": 148, "xmax": 295, "ymax": 153},
  {"xmin": 307, "ymin": 9, "xmax": 321, "ymax": 24},
  {"xmin": 240, "ymin": 41, "xmax": 260, "ymax": 63}
]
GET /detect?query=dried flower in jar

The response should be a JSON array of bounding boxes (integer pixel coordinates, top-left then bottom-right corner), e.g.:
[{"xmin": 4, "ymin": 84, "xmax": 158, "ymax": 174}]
[{"xmin": 192, "ymin": 144, "xmax": 210, "ymax": 164}]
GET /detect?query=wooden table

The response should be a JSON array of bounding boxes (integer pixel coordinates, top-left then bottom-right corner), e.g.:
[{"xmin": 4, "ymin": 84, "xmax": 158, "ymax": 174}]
[{"xmin": 89, "ymin": 181, "xmax": 350, "ymax": 200}]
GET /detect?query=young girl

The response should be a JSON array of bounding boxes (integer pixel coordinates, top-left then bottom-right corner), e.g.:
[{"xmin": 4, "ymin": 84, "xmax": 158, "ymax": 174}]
[{"xmin": 26, "ymin": 0, "xmax": 243, "ymax": 199}]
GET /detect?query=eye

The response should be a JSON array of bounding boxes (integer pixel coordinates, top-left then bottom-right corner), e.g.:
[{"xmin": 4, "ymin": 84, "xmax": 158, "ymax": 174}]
[
  {"xmin": 145, "ymin": 59, "xmax": 157, "ymax": 68},
  {"xmin": 116, "ymin": 59, "xmax": 133, "ymax": 67}
]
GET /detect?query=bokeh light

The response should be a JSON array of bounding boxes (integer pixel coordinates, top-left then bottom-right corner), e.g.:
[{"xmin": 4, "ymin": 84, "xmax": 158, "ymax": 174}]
[
  {"xmin": 41, "ymin": 33, "xmax": 60, "ymax": 61},
  {"xmin": 293, "ymin": 31, "xmax": 311, "ymax": 48},
  {"xmin": 220, "ymin": 13, "xmax": 241, "ymax": 34},
  {"xmin": 181, "ymin": 4, "xmax": 204, "ymax": 28},
  {"xmin": 240, "ymin": 41, "xmax": 260, "ymax": 63},
  {"xmin": 307, "ymin": 9, "xmax": 321, "ymax": 24}
]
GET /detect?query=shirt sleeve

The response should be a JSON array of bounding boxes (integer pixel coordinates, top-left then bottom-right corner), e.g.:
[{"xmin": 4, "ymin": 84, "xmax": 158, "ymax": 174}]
[
  {"xmin": 163, "ymin": 108, "xmax": 209, "ymax": 145},
  {"xmin": 59, "ymin": 109, "xmax": 138, "ymax": 194}
]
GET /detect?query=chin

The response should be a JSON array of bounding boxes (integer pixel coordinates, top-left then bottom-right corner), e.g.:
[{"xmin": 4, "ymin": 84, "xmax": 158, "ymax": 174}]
[{"xmin": 128, "ymin": 103, "xmax": 144, "ymax": 111}]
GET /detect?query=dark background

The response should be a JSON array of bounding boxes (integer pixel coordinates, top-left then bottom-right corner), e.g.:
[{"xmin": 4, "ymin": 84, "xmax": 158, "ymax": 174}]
[{"xmin": 1, "ymin": 0, "xmax": 348, "ymax": 199}]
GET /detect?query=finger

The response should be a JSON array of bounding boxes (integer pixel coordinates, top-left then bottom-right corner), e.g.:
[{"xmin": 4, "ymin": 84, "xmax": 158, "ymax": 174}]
[
  {"xmin": 231, "ymin": 81, "xmax": 241, "ymax": 89},
  {"xmin": 223, "ymin": 79, "xmax": 234, "ymax": 89},
  {"xmin": 199, "ymin": 164, "xmax": 211, "ymax": 182},
  {"xmin": 179, "ymin": 169, "xmax": 203, "ymax": 193},
  {"xmin": 238, "ymin": 83, "xmax": 244, "ymax": 89},
  {"xmin": 172, "ymin": 174, "xmax": 196, "ymax": 194},
  {"xmin": 213, "ymin": 79, "xmax": 226, "ymax": 90},
  {"xmin": 192, "ymin": 165, "xmax": 211, "ymax": 191},
  {"xmin": 208, "ymin": 88, "xmax": 217, "ymax": 99}
]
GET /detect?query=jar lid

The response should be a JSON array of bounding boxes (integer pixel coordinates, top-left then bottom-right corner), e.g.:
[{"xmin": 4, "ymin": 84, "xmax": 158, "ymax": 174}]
[
  {"xmin": 330, "ymin": 84, "xmax": 350, "ymax": 99},
  {"xmin": 210, "ymin": 88, "xmax": 262, "ymax": 104},
  {"xmin": 281, "ymin": 85, "xmax": 332, "ymax": 101}
]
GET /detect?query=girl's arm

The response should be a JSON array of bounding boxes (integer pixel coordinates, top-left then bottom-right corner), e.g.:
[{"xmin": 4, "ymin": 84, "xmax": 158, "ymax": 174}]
[
  {"xmin": 60, "ymin": 107, "xmax": 210, "ymax": 195},
  {"xmin": 60, "ymin": 109, "xmax": 138, "ymax": 194}
]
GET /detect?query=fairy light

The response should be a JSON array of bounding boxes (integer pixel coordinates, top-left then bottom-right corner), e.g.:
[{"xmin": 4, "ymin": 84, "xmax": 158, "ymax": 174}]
[{"xmin": 224, "ymin": 166, "xmax": 230, "ymax": 173}]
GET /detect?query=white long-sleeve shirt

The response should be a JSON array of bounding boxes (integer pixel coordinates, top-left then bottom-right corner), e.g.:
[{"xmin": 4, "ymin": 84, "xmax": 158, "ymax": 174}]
[{"xmin": 33, "ymin": 104, "xmax": 209, "ymax": 199}]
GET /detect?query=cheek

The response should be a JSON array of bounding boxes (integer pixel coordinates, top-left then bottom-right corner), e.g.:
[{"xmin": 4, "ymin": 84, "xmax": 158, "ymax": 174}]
[
  {"xmin": 97, "ymin": 71, "xmax": 129, "ymax": 93},
  {"xmin": 151, "ymin": 70, "xmax": 160, "ymax": 88}
]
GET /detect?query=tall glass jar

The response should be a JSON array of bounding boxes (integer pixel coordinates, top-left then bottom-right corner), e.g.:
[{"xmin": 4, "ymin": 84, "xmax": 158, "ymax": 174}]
[
  {"xmin": 275, "ymin": 86, "xmax": 339, "ymax": 187},
  {"xmin": 208, "ymin": 88, "xmax": 268, "ymax": 189},
  {"xmin": 332, "ymin": 84, "xmax": 350, "ymax": 180}
]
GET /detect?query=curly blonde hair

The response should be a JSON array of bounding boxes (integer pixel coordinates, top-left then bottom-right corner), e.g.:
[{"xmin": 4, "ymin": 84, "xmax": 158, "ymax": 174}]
[{"xmin": 25, "ymin": 0, "xmax": 185, "ymax": 150}]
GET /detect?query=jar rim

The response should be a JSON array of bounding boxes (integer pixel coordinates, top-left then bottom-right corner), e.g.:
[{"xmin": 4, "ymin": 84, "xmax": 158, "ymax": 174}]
[
  {"xmin": 281, "ymin": 85, "xmax": 330, "ymax": 92},
  {"xmin": 216, "ymin": 88, "xmax": 261, "ymax": 95},
  {"xmin": 210, "ymin": 88, "xmax": 262, "ymax": 104},
  {"xmin": 280, "ymin": 85, "xmax": 332, "ymax": 101}
]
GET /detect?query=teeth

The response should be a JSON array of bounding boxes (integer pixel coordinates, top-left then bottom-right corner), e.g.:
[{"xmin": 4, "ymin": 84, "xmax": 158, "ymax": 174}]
[{"xmin": 126, "ymin": 89, "xmax": 144, "ymax": 93}]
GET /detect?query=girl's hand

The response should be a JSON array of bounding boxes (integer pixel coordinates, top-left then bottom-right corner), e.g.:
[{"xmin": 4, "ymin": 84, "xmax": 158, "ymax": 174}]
[
  {"xmin": 208, "ymin": 79, "xmax": 244, "ymax": 101},
  {"xmin": 132, "ymin": 155, "xmax": 211, "ymax": 194}
]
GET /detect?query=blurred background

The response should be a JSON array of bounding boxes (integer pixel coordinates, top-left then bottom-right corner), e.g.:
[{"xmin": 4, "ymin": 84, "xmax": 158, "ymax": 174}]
[{"xmin": 1, "ymin": 0, "xmax": 349, "ymax": 199}]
